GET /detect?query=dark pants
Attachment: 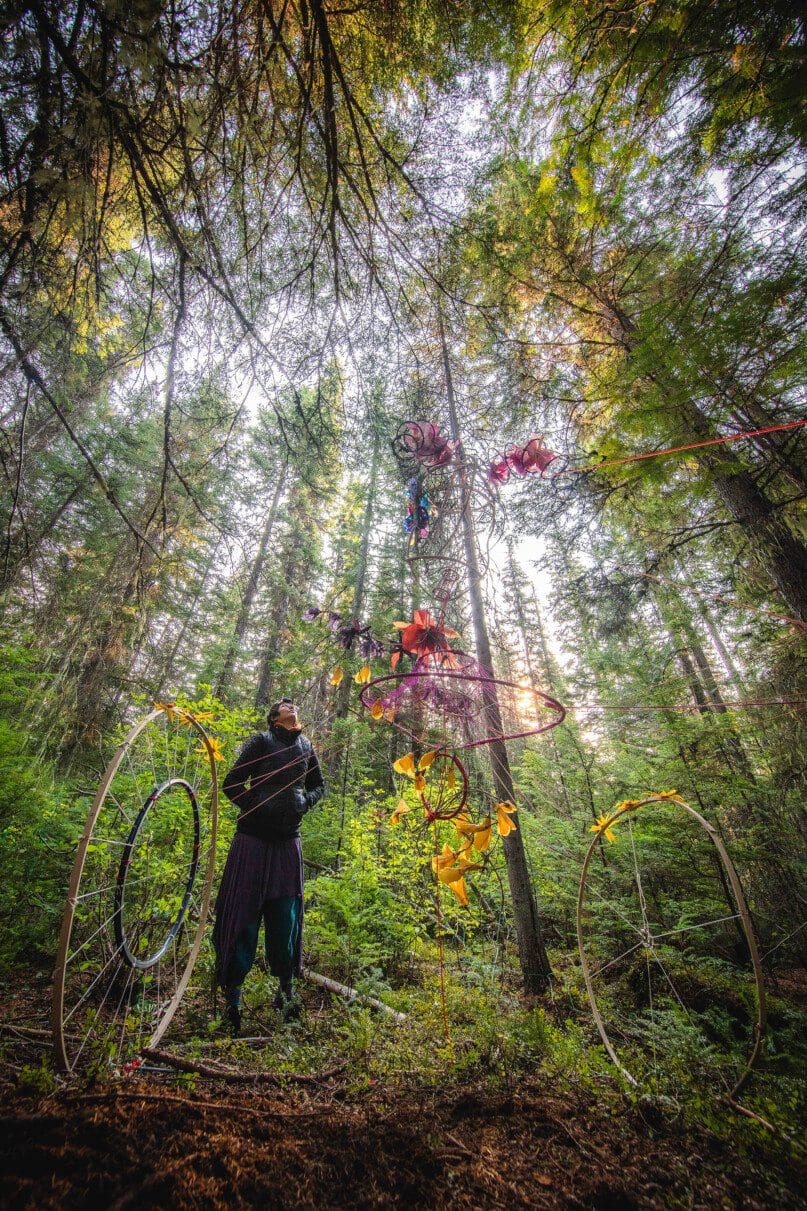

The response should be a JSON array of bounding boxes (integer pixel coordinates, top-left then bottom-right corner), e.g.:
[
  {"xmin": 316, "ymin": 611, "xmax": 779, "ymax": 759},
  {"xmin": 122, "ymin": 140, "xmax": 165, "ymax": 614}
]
[
  {"xmin": 212, "ymin": 832, "xmax": 305, "ymax": 1008},
  {"xmin": 219, "ymin": 895, "xmax": 302, "ymax": 990}
]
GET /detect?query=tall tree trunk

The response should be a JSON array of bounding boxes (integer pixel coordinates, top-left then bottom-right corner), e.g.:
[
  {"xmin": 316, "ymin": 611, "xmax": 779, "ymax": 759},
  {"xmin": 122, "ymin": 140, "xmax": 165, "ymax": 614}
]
[
  {"xmin": 151, "ymin": 537, "xmax": 223, "ymax": 696},
  {"xmin": 254, "ymin": 583, "xmax": 291, "ymax": 709},
  {"xmin": 650, "ymin": 585, "xmax": 757, "ymax": 790},
  {"xmin": 333, "ymin": 416, "xmax": 382, "ymax": 725},
  {"xmin": 672, "ymin": 560, "xmax": 747, "ymax": 695},
  {"xmin": 727, "ymin": 394, "xmax": 807, "ymax": 494},
  {"xmin": 440, "ymin": 312, "xmax": 552, "ymax": 994},
  {"xmin": 609, "ymin": 301, "xmax": 807, "ymax": 623},
  {"xmin": 506, "ymin": 538, "xmax": 573, "ymax": 817},
  {"xmin": 694, "ymin": 442, "xmax": 807, "ymax": 625},
  {"xmin": 214, "ymin": 465, "xmax": 287, "ymax": 699}
]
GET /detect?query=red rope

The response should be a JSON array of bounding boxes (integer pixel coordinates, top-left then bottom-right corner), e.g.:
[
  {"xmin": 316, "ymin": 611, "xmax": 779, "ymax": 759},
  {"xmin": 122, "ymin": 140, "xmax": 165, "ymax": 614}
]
[
  {"xmin": 575, "ymin": 698, "xmax": 807, "ymax": 717},
  {"xmin": 433, "ymin": 818, "xmax": 451, "ymax": 1044},
  {"xmin": 557, "ymin": 417, "xmax": 807, "ymax": 476},
  {"xmin": 631, "ymin": 568, "xmax": 807, "ymax": 631}
]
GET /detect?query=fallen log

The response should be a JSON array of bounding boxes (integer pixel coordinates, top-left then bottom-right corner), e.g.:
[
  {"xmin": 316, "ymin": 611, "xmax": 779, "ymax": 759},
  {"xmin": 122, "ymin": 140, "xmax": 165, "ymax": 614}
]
[{"xmin": 302, "ymin": 969, "xmax": 407, "ymax": 1021}]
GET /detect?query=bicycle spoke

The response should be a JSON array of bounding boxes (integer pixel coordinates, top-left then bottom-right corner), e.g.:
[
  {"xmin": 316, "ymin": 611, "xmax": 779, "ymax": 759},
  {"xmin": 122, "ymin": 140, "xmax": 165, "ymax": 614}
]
[
  {"xmin": 653, "ymin": 913, "xmax": 741, "ymax": 940},
  {"xmin": 55, "ymin": 706, "xmax": 218, "ymax": 1072},
  {"xmin": 591, "ymin": 939, "xmax": 645, "ymax": 978}
]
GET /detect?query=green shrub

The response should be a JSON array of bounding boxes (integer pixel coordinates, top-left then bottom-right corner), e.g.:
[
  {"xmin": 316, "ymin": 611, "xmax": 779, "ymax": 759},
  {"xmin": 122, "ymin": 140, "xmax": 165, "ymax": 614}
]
[{"xmin": 305, "ymin": 862, "xmax": 418, "ymax": 983}]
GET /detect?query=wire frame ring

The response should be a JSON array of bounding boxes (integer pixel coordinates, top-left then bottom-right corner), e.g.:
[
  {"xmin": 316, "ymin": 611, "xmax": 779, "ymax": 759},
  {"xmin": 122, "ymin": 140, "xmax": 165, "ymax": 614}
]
[
  {"xmin": 576, "ymin": 795, "xmax": 766, "ymax": 1098},
  {"xmin": 113, "ymin": 778, "xmax": 201, "ymax": 970},
  {"xmin": 51, "ymin": 707, "xmax": 218, "ymax": 1073},
  {"xmin": 417, "ymin": 750, "xmax": 469, "ymax": 821},
  {"xmin": 359, "ymin": 666, "xmax": 566, "ymax": 750}
]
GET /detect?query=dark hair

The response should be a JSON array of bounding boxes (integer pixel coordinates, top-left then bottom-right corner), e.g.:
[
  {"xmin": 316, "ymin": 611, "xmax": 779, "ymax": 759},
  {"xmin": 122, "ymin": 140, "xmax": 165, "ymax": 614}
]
[{"xmin": 267, "ymin": 697, "xmax": 294, "ymax": 724}]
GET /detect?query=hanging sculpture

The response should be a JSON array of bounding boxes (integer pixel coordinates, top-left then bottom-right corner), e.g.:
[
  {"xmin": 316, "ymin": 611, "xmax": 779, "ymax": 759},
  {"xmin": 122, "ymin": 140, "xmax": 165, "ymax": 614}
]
[
  {"xmin": 403, "ymin": 477, "xmax": 432, "ymax": 543},
  {"xmin": 392, "ymin": 420, "xmax": 459, "ymax": 470},
  {"xmin": 487, "ymin": 435, "xmax": 560, "ymax": 485}
]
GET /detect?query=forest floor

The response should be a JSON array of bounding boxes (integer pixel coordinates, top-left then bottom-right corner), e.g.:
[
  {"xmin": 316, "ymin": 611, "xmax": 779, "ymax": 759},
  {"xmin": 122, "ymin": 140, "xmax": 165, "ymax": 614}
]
[
  {"xmin": 3, "ymin": 1070, "xmax": 806, "ymax": 1211},
  {"xmin": 1, "ymin": 969, "xmax": 806, "ymax": 1210}
]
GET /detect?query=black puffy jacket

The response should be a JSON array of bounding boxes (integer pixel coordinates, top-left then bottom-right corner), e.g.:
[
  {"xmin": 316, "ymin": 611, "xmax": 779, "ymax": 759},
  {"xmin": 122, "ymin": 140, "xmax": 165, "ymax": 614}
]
[{"xmin": 222, "ymin": 726, "xmax": 326, "ymax": 842}]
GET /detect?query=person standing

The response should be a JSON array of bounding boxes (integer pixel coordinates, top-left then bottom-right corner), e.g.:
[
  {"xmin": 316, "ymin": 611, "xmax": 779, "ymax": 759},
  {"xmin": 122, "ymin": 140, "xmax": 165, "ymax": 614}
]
[{"xmin": 213, "ymin": 698, "xmax": 325, "ymax": 1033}]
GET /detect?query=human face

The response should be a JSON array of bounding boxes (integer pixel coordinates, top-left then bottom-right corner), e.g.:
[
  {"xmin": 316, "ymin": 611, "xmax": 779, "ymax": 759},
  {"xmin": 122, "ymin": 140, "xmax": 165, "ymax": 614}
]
[{"xmin": 273, "ymin": 700, "xmax": 300, "ymax": 731}]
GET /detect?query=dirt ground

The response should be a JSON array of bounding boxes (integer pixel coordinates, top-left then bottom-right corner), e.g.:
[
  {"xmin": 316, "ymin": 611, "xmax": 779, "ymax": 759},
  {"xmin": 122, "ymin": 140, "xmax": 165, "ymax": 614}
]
[
  {"xmin": 1, "ymin": 966, "xmax": 805, "ymax": 1210},
  {"xmin": 1, "ymin": 1063, "xmax": 805, "ymax": 1210}
]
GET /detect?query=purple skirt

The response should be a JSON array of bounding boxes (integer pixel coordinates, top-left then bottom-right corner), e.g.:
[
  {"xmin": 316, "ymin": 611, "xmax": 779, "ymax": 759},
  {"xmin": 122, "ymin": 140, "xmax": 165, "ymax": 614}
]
[{"xmin": 212, "ymin": 832, "xmax": 304, "ymax": 980}]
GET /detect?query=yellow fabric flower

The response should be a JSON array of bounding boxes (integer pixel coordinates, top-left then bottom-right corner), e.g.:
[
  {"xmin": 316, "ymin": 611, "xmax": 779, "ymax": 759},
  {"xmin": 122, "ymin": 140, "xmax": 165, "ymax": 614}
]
[
  {"xmin": 590, "ymin": 813, "xmax": 619, "ymax": 844},
  {"xmin": 330, "ymin": 666, "xmax": 344, "ymax": 686},
  {"xmin": 473, "ymin": 819, "xmax": 492, "ymax": 852},
  {"xmin": 394, "ymin": 752, "xmax": 430, "ymax": 792},
  {"xmin": 354, "ymin": 665, "xmax": 371, "ymax": 685},
  {"xmin": 432, "ymin": 842, "xmax": 482, "ymax": 904},
  {"xmin": 370, "ymin": 701, "xmax": 384, "ymax": 719},
  {"xmin": 393, "ymin": 753, "xmax": 416, "ymax": 777},
  {"xmin": 419, "ymin": 750, "xmax": 437, "ymax": 771},
  {"xmin": 613, "ymin": 798, "xmax": 642, "ymax": 814},
  {"xmin": 389, "ymin": 800, "xmax": 411, "ymax": 825},
  {"xmin": 447, "ymin": 877, "xmax": 469, "ymax": 906},
  {"xmin": 654, "ymin": 789, "xmax": 687, "ymax": 804},
  {"xmin": 195, "ymin": 736, "xmax": 224, "ymax": 762},
  {"xmin": 495, "ymin": 800, "xmax": 518, "ymax": 837},
  {"xmin": 154, "ymin": 701, "xmax": 177, "ymax": 720},
  {"xmin": 454, "ymin": 814, "xmax": 493, "ymax": 853}
]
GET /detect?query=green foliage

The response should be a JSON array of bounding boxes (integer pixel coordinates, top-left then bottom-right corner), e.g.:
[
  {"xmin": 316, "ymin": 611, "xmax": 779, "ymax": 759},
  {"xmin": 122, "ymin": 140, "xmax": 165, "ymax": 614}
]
[
  {"xmin": 0, "ymin": 713, "xmax": 84, "ymax": 963},
  {"xmin": 17, "ymin": 1056, "xmax": 59, "ymax": 1096},
  {"xmin": 306, "ymin": 863, "xmax": 417, "ymax": 985}
]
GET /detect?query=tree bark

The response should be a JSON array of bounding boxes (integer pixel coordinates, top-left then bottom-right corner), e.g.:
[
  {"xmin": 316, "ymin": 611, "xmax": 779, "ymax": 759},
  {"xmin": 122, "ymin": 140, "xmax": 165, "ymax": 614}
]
[
  {"xmin": 333, "ymin": 415, "xmax": 381, "ymax": 726},
  {"xmin": 608, "ymin": 298, "xmax": 807, "ymax": 624},
  {"xmin": 214, "ymin": 464, "xmax": 287, "ymax": 699},
  {"xmin": 440, "ymin": 312, "xmax": 552, "ymax": 994},
  {"xmin": 506, "ymin": 538, "xmax": 573, "ymax": 817},
  {"xmin": 699, "ymin": 448, "xmax": 807, "ymax": 625},
  {"xmin": 727, "ymin": 394, "xmax": 807, "ymax": 494}
]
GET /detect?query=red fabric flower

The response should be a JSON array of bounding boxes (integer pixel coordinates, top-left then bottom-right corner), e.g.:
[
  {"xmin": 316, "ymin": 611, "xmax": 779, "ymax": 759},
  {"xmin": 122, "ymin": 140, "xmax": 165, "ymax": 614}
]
[
  {"xmin": 520, "ymin": 436, "xmax": 558, "ymax": 474},
  {"xmin": 488, "ymin": 458, "xmax": 510, "ymax": 484},
  {"xmin": 401, "ymin": 422, "xmax": 458, "ymax": 469},
  {"xmin": 503, "ymin": 437, "xmax": 558, "ymax": 478},
  {"xmin": 504, "ymin": 443, "xmax": 527, "ymax": 476},
  {"xmin": 392, "ymin": 609, "xmax": 460, "ymax": 667}
]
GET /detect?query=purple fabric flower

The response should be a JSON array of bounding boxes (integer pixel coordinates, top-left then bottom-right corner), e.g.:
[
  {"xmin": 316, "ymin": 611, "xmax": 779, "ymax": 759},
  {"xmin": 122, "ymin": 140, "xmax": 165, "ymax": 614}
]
[
  {"xmin": 302, "ymin": 606, "xmax": 321, "ymax": 622},
  {"xmin": 358, "ymin": 635, "xmax": 385, "ymax": 659}
]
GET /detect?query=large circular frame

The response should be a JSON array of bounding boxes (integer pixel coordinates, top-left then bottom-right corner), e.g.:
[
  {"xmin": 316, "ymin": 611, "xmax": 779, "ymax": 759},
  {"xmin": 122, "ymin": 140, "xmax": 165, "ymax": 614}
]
[
  {"xmin": 113, "ymin": 778, "xmax": 201, "ymax": 969},
  {"xmin": 360, "ymin": 665, "xmax": 566, "ymax": 751},
  {"xmin": 52, "ymin": 706, "xmax": 218, "ymax": 1074},
  {"xmin": 577, "ymin": 796, "xmax": 766, "ymax": 1098}
]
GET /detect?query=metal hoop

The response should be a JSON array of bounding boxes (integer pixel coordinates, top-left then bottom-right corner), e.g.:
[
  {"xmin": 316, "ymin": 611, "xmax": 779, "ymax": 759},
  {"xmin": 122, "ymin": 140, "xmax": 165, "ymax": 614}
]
[
  {"xmin": 418, "ymin": 751, "xmax": 469, "ymax": 821},
  {"xmin": 577, "ymin": 795, "xmax": 766, "ymax": 1097},
  {"xmin": 113, "ymin": 778, "xmax": 201, "ymax": 970},
  {"xmin": 52, "ymin": 706, "xmax": 218, "ymax": 1073}
]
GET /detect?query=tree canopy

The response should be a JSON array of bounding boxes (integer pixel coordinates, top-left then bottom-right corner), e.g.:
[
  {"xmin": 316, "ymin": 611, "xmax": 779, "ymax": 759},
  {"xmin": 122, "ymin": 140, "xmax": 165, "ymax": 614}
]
[{"xmin": 0, "ymin": 0, "xmax": 805, "ymax": 1175}]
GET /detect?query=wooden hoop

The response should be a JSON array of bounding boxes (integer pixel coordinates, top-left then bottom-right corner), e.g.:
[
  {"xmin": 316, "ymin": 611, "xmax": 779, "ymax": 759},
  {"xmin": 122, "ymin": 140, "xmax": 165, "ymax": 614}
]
[
  {"xmin": 576, "ymin": 795, "xmax": 766, "ymax": 1098},
  {"xmin": 51, "ymin": 706, "xmax": 218, "ymax": 1073}
]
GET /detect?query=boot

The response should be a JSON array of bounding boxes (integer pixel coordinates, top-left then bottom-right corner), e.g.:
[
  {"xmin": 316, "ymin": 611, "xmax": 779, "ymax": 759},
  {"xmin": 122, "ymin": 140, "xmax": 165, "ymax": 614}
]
[
  {"xmin": 223, "ymin": 985, "xmax": 242, "ymax": 1037},
  {"xmin": 225, "ymin": 1003, "xmax": 242, "ymax": 1037},
  {"xmin": 272, "ymin": 978, "xmax": 300, "ymax": 1018}
]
